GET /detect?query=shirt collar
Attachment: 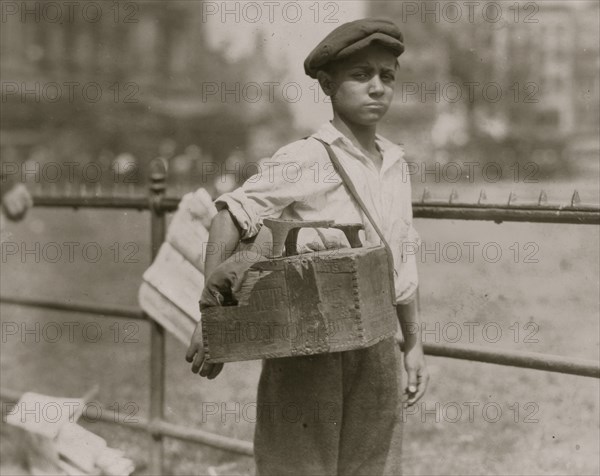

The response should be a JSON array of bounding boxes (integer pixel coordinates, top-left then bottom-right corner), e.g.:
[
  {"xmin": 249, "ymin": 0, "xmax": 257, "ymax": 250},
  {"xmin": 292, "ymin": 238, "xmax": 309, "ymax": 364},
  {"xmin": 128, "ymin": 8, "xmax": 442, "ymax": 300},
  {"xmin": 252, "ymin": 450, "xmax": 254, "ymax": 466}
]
[
  {"xmin": 312, "ymin": 121, "xmax": 405, "ymax": 173},
  {"xmin": 312, "ymin": 121, "xmax": 347, "ymax": 146}
]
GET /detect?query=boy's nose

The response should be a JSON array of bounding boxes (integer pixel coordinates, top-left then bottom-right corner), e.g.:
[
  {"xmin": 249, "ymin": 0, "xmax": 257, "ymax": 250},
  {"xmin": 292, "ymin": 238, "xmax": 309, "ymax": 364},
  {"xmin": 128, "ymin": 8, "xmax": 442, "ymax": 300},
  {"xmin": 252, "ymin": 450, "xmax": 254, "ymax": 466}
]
[{"xmin": 368, "ymin": 75, "xmax": 385, "ymax": 96}]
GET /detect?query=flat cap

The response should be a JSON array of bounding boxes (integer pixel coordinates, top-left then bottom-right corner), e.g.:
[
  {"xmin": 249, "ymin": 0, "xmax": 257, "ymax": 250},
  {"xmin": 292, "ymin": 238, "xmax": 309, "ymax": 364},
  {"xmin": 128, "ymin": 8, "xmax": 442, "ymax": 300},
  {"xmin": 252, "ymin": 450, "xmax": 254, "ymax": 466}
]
[{"xmin": 304, "ymin": 18, "xmax": 404, "ymax": 79}]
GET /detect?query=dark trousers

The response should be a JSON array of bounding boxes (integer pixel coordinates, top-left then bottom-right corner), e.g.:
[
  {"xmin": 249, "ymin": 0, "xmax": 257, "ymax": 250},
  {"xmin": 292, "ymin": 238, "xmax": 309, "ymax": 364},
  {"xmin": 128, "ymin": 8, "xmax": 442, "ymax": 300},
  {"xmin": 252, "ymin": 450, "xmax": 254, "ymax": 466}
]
[{"xmin": 254, "ymin": 337, "xmax": 404, "ymax": 476}]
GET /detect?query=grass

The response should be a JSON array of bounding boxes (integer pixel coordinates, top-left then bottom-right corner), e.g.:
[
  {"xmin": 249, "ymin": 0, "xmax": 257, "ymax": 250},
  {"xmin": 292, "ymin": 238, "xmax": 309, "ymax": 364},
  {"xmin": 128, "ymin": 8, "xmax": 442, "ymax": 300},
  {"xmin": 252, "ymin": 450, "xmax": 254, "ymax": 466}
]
[{"xmin": 0, "ymin": 186, "xmax": 599, "ymax": 475}]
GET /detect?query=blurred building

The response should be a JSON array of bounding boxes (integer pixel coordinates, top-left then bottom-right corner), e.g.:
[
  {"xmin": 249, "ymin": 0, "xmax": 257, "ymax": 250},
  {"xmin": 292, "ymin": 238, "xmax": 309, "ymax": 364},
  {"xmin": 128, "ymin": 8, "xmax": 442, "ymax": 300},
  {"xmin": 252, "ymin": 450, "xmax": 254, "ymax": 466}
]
[
  {"xmin": 370, "ymin": 0, "xmax": 599, "ymax": 172},
  {"xmin": 573, "ymin": 3, "xmax": 600, "ymax": 134},
  {"xmin": 0, "ymin": 0, "xmax": 294, "ymax": 186},
  {"xmin": 499, "ymin": 3, "xmax": 577, "ymax": 138}
]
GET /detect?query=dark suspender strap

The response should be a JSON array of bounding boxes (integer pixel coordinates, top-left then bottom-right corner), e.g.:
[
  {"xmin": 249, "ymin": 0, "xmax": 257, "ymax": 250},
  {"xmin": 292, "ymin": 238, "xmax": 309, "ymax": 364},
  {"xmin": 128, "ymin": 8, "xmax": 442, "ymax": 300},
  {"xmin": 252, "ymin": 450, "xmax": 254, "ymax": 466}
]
[{"xmin": 311, "ymin": 137, "xmax": 397, "ymax": 304}]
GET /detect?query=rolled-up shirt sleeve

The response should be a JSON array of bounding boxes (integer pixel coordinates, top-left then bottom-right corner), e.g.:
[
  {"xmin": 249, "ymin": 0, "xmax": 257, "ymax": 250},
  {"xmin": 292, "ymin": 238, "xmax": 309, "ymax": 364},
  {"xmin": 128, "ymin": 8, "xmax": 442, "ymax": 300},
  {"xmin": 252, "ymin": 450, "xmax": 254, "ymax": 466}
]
[
  {"xmin": 395, "ymin": 223, "xmax": 420, "ymax": 305},
  {"xmin": 393, "ymin": 158, "xmax": 420, "ymax": 305},
  {"xmin": 214, "ymin": 142, "xmax": 319, "ymax": 240}
]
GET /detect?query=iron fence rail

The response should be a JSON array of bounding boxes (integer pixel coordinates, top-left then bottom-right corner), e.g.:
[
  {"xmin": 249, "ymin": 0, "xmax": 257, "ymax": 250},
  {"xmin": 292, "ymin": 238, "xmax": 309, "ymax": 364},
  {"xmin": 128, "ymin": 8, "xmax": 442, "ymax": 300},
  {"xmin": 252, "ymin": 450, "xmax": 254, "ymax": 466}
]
[
  {"xmin": 0, "ymin": 296, "xmax": 145, "ymax": 320},
  {"xmin": 29, "ymin": 193, "xmax": 600, "ymax": 225},
  {"xmin": 419, "ymin": 342, "xmax": 599, "ymax": 378},
  {"xmin": 1, "ymin": 173, "xmax": 599, "ymax": 474},
  {"xmin": 413, "ymin": 203, "xmax": 600, "ymax": 224}
]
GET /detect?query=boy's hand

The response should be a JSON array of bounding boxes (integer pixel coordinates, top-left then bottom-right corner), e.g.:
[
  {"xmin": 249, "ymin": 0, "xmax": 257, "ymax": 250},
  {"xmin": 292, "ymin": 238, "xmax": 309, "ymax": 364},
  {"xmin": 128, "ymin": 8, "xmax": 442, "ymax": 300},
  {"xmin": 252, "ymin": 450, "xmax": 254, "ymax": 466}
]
[
  {"xmin": 201, "ymin": 249, "xmax": 265, "ymax": 309},
  {"xmin": 185, "ymin": 268, "xmax": 230, "ymax": 380},
  {"xmin": 185, "ymin": 322, "xmax": 223, "ymax": 379},
  {"xmin": 2, "ymin": 184, "xmax": 33, "ymax": 221},
  {"xmin": 403, "ymin": 342, "xmax": 429, "ymax": 407},
  {"xmin": 186, "ymin": 249, "xmax": 264, "ymax": 379}
]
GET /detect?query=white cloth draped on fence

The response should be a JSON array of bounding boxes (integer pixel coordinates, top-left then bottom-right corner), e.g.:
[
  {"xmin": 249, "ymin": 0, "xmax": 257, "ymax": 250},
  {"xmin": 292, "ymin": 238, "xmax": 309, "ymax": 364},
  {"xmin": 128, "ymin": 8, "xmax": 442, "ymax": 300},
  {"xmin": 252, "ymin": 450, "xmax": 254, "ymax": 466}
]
[{"xmin": 138, "ymin": 188, "xmax": 217, "ymax": 345}]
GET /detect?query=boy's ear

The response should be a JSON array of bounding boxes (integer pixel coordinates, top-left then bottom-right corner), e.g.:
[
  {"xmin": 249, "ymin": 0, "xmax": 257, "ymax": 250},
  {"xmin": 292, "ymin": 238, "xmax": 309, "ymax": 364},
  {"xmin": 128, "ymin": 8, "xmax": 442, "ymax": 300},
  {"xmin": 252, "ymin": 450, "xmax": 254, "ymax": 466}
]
[{"xmin": 316, "ymin": 70, "xmax": 336, "ymax": 97}]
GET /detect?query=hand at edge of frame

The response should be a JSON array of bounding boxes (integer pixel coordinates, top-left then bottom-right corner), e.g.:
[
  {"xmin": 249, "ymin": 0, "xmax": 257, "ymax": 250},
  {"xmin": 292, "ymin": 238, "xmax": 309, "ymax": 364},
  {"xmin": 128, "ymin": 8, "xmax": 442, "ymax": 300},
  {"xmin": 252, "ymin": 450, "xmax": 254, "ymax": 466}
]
[{"xmin": 403, "ymin": 341, "xmax": 429, "ymax": 407}]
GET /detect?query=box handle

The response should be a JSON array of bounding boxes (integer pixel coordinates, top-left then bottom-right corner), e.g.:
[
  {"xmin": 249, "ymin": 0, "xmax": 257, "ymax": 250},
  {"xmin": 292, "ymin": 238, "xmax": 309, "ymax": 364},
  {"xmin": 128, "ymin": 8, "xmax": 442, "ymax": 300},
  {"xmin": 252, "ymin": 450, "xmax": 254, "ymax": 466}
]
[{"xmin": 263, "ymin": 218, "xmax": 364, "ymax": 258}]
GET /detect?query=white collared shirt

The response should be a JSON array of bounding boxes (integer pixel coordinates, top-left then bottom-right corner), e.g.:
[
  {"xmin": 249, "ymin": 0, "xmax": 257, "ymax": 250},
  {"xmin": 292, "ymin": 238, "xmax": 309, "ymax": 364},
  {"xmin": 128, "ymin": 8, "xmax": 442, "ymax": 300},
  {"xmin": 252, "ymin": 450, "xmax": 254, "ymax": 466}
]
[{"xmin": 215, "ymin": 122, "xmax": 420, "ymax": 304}]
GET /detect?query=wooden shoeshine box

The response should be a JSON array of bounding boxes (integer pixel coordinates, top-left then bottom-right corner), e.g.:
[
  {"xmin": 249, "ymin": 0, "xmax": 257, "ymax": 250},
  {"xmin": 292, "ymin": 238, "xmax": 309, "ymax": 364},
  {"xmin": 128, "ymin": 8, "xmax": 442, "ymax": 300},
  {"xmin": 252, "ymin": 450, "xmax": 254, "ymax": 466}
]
[{"xmin": 201, "ymin": 219, "xmax": 398, "ymax": 363}]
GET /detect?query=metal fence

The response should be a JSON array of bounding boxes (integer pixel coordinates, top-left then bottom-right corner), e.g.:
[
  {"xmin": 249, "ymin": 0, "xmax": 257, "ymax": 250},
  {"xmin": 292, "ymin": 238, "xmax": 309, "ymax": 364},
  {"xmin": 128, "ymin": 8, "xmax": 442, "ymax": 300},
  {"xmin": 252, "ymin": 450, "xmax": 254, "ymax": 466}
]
[{"xmin": 1, "ymin": 167, "xmax": 599, "ymax": 475}]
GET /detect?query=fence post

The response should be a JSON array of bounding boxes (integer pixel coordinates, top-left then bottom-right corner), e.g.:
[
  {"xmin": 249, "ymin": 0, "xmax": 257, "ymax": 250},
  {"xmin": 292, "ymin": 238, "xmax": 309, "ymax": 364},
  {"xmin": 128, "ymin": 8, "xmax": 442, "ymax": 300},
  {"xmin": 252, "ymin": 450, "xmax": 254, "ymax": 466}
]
[{"xmin": 148, "ymin": 160, "xmax": 168, "ymax": 475}]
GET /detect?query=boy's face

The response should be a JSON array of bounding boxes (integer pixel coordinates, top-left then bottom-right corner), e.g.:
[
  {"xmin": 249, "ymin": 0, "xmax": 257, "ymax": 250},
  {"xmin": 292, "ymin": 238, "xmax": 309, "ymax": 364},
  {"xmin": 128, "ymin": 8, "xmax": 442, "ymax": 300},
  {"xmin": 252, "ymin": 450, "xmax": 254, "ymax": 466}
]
[{"xmin": 320, "ymin": 44, "xmax": 398, "ymax": 127}]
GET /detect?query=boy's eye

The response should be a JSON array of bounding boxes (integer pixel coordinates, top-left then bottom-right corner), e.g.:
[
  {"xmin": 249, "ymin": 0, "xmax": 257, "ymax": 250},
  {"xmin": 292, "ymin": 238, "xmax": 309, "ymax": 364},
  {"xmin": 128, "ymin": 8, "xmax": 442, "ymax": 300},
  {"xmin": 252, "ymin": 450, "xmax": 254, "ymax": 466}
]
[{"xmin": 353, "ymin": 72, "xmax": 369, "ymax": 80}]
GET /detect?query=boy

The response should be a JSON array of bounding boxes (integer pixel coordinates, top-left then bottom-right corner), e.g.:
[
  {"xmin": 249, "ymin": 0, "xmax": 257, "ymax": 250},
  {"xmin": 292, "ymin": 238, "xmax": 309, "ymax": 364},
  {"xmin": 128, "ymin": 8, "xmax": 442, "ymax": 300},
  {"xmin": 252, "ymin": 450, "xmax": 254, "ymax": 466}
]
[{"xmin": 186, "ymin": 18, "xmax": 429, "ymax": 476}]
